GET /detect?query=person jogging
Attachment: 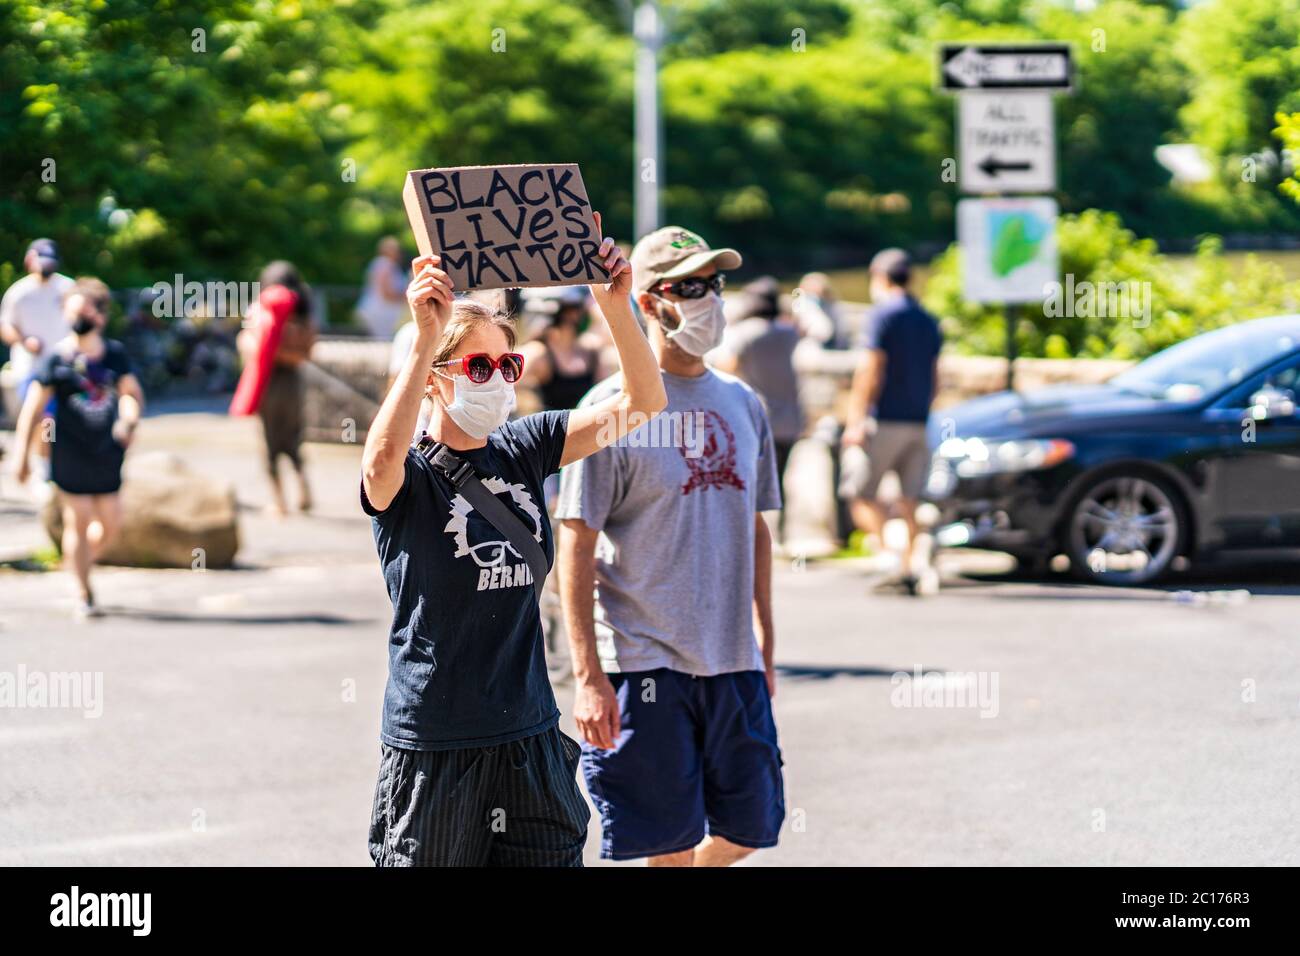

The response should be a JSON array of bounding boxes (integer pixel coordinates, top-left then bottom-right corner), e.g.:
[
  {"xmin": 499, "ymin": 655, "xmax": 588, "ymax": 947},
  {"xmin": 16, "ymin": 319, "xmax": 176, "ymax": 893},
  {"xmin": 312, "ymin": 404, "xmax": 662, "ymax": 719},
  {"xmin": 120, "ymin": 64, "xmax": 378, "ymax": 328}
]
[
  {"xmin": 361, "ymin": 217, "xmax": 665, "ymax": 867},
  {"xmin": 12, "ymin": 277, "xmax": 144, "ymax": 618},
  {"xmin": 556, "ymin": 225, "xmax": 785, "ymax": 866}
]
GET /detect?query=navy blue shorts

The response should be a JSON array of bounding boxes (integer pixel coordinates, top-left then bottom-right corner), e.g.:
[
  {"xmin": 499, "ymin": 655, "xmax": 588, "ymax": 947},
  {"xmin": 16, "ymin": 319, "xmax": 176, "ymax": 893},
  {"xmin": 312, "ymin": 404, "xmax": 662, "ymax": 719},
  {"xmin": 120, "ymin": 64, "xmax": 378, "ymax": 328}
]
[{"xmin": 580, "ymin": 668, "xmax": 785, "ymax": 861}]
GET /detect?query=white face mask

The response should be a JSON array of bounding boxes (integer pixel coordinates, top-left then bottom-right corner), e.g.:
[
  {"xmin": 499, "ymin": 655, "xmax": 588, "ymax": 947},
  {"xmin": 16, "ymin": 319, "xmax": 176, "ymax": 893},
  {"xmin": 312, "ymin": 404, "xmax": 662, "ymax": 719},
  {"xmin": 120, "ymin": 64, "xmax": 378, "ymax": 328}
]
[
  {"xmin": 656, "ymin": 292, "xmax": 726, "ymax": 357},
  {"xmin": 433, "ymin": 368, "xmax": 516, "ymax": 439}
]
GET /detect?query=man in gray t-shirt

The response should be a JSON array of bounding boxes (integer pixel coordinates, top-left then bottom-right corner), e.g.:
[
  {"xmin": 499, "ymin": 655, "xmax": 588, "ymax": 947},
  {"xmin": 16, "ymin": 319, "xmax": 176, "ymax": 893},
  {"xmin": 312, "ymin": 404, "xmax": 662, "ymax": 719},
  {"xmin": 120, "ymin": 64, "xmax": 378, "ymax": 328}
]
[{"xmin": 556, "ymin": 225, "xmax": 786, "ymax": 867}]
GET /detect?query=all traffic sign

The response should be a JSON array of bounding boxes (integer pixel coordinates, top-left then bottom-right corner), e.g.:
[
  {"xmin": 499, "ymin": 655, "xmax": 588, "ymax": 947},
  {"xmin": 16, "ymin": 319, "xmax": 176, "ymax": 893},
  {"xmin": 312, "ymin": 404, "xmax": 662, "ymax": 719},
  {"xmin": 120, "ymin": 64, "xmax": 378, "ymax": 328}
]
[
  {"xmin": 939, "ymin": 44, "xmax": 1073, "ymax": 92},
  {"xmin": 959, "ymin": 91, "xmax": 1055, "ymax": 193}
]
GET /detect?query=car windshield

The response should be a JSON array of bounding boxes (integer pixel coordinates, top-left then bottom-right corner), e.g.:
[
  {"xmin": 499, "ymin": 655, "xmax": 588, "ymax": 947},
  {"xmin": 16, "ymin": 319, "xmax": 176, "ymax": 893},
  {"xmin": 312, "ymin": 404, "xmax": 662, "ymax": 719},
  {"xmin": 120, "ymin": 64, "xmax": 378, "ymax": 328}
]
[{"xmin": 1109, "ymin": 317, "xmax": 1300, "ymax": 402}]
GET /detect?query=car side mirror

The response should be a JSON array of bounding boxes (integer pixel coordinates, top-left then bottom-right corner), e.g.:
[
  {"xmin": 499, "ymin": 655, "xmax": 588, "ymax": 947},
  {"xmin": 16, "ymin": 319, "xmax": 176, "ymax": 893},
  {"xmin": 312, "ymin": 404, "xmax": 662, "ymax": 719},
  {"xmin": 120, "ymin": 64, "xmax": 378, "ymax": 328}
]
[{"xmin": 1248, "ymin": 385, "xmax": 1296, "ymax": 421}]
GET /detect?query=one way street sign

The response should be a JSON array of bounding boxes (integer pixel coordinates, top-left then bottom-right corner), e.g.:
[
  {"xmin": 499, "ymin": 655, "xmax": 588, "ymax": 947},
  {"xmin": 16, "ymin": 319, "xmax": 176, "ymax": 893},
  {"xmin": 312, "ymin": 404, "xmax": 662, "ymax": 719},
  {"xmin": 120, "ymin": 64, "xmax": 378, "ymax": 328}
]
[
  {"xmin": 940, "ymin": 44, "xmax": 1073, "ymax": 91},
  {"xmin": 959, "ymin": 90, "xmax": 1055, "ymax": 193}
]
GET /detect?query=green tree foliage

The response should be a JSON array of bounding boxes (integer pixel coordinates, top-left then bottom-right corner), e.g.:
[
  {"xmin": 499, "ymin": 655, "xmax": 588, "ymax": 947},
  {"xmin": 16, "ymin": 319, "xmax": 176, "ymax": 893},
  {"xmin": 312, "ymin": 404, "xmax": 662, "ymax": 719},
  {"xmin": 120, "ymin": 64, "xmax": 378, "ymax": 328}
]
[
  {"xmin": 663, "ymin": 0, "xmax": 853, "ymax": 58},
  {"xmin": 1171, "ymin": 0, "xmax": 1300, "ymax": 229},
  {"xmin": 330, "ymin": 0, "xmax": 635, "ymax": 246},
  {"xmin": 925, "ymin": 210, "xmax": 1300, "ymax": 360},
  {"xmin": 6, "ymin": 0, "xmax": 1300, "ymax": 359},
  {"xmin": 0, "ymin": 0, "xmax": 372, "ymax": 287},
  {"xmin": 657, "ymin": 40, "xmax": 948, "ymax": 269},
  {"xmin": 1176, "ymin": 0, "xmax": 1300, "ymax": 162},
  {"xmin": 1279, "ymin": 112, "xmax": 1300, "ymax": 205}
]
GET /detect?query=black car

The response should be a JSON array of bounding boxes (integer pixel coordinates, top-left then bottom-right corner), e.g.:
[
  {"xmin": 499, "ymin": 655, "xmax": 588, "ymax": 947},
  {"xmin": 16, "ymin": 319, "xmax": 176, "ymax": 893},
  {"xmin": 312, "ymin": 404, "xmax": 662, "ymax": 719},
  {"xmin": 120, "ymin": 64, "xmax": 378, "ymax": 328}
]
[{"xmin": 928, "ymin": 315, "xmax": 1300, "ymax": 584}]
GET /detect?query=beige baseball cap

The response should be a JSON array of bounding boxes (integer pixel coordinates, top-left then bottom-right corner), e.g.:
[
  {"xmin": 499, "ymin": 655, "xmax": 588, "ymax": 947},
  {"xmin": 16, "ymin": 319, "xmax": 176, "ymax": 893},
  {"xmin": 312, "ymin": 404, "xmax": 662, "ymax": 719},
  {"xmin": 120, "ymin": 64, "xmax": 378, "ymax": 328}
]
[{"xmin": 629, "ymin": 226, "xmax": 742, "ymax": 298}]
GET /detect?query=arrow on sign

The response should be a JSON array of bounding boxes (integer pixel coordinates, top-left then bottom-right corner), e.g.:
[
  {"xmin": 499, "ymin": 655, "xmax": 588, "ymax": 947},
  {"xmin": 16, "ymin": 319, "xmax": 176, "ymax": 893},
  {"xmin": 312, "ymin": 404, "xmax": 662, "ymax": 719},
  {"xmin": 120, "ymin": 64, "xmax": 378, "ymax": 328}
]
[
  {"xmin": 977, "ymin": 155, "xmax": 1033, "ymax": 178},
  {"xmin": 944, "ymin": 46, "xmax": 989, "ymax": 88}
]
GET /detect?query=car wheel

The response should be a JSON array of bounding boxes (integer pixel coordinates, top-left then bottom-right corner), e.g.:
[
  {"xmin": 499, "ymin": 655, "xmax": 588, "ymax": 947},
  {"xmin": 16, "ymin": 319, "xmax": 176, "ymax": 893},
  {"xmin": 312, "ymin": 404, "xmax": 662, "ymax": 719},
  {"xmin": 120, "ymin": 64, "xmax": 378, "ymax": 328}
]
[{"xmin": 1066, "ymin": 473, "xmax": 1185, "ymax": 585}]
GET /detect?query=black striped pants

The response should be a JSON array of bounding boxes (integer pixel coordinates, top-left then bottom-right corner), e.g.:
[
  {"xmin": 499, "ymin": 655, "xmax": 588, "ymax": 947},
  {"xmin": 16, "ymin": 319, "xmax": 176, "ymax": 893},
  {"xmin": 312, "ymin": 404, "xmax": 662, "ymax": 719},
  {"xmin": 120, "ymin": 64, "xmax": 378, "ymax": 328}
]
[{"xmin": 369, "ymin": 726, "xmax": 590, "ymax": 867}]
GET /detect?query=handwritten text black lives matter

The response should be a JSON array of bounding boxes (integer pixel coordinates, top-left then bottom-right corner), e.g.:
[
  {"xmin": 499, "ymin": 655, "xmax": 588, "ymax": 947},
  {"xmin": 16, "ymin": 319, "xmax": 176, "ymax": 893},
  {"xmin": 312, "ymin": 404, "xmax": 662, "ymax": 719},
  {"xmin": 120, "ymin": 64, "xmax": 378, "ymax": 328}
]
[{"xmin": 403, "ymin": 165, "xmax": 610, "ymax": 291}]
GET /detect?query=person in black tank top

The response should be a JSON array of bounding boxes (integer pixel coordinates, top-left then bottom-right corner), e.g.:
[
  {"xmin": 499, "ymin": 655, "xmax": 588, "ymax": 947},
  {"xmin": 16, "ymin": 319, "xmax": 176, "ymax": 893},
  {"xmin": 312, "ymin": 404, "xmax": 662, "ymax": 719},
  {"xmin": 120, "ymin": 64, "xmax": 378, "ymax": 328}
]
[
  {"xmin": 520, "ymin": 290, "xmax": 601, "ymax": 411},
  {"xmin": 538, "ymin": 338, "xmax": 597, "ymax": 410}
]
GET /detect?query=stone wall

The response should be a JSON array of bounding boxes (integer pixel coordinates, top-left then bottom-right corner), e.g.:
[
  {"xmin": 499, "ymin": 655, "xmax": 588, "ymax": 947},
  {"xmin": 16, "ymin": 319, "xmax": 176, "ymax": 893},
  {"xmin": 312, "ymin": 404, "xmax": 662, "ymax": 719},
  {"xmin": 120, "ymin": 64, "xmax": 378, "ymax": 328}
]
[
  {"xmin": 791, "ymin": 341, "xmax": 1133, "ymax": 424},
  {"xmin": 300, "ymin": 333, "xmax": 1137, "ymax": 443},
  {"xmin": 301, "ymin": 338, "xmax": 390, "ymax": 444}
]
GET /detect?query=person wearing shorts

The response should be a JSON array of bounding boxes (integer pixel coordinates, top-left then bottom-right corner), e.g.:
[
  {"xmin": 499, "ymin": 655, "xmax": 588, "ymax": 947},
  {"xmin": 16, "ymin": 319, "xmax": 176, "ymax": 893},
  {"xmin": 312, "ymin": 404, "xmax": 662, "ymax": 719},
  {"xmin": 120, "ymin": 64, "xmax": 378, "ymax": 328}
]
[
  {"xmin": 842, "ymin": 248, "xmax": 943, "ymax": 594},
  {"xmin": 12, "ymin": 277, "xmax": 144, "ymax": 618},
  {"xmin": 557, "ymin": 226, "xmax": 785, "ymax": 866}
]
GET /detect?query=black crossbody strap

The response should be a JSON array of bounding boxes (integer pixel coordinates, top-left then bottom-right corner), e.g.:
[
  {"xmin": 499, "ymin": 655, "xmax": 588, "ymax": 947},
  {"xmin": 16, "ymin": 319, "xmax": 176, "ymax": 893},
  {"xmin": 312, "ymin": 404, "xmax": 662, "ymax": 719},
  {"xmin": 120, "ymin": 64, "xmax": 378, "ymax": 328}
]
[{"xmin": 417, "ymin": 436, "xmax": 548, "ymax": 605}]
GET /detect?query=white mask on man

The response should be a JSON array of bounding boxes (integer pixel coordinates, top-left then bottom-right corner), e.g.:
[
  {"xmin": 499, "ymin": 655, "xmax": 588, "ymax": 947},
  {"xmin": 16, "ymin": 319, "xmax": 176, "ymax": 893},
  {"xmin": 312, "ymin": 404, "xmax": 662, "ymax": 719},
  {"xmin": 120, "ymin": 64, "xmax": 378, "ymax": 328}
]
[
  {"xmin": 433, "ymin": 369, "xmax": 516, "ymax": 439},
  {"xmin": 655, "ymin": 292, "xmax": 726, "ymax": 357}
]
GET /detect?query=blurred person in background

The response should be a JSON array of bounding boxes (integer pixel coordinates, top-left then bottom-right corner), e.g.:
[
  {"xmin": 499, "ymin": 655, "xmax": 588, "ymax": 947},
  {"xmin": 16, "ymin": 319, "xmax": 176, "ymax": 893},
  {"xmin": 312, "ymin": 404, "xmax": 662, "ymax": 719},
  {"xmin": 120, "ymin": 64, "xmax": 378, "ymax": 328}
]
[
  {"xmin": 12, "ymin": 277, "xmax": 144, "ymax": 619},
  {"xmin": 355, "ymin": 236, "xmax": 408, "ymax": 340},
  {"xmin": 713, "ymin": 276, "xmax": 803, "ymax": 545},
  {"xmin": 557, "ymin": 226, "xmax": 784, "ymax": 867},
  {"xmin": 841, "ymin": 248, "xmax": 942, "ymax": 595},
  {"xmin": 2, "ymin": 239, "xmax": 74, "ymax": 478},
  {"xmin": 794, "ymin": 271, "xmax": 845, "ymax": 349},
  {"xmin": 232, "ymin": 261, "xmax": 316, "ymax": 515},
  {"xmin": 518, "ymin": 285, "xmax": 601, "ymax": 413}
]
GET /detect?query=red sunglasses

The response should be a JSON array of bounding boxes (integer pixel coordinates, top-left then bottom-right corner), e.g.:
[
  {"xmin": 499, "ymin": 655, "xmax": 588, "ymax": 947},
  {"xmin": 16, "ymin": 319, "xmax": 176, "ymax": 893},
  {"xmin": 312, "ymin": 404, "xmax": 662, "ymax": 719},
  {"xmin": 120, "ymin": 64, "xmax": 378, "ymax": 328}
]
[{"xmin": 433, "ymin": 352, "xmax": 525, "ymax": 384}]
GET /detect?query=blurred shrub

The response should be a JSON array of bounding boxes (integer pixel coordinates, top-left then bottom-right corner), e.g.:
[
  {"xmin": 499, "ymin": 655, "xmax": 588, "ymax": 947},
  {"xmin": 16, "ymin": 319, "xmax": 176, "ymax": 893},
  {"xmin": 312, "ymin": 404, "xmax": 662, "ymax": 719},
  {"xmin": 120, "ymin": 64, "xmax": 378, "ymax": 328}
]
[
  {"xmin": 1279, "ymin": 112, "xmax": 1300, "ymax": 206},
  {"xmin": 924, "ymin": 210, "xmax": 1300, "ymax": 360}
]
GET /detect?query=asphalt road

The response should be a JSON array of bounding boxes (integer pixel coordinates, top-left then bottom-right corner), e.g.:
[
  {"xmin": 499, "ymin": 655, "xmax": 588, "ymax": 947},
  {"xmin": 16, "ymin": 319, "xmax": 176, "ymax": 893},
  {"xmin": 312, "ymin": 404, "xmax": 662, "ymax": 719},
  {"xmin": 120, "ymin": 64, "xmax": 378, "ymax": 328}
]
[{"xmin": 2, "ymin": 409, "xmax": 1298, "ymax": 866}]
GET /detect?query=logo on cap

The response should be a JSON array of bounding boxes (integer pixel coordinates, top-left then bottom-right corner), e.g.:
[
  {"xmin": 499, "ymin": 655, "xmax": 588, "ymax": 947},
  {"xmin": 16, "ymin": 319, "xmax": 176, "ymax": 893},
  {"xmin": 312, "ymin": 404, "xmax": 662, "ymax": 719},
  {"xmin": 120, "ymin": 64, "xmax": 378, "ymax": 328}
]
[{"xmin": 667, "ymin": 230, "xmax": 704, "ymax": 251}]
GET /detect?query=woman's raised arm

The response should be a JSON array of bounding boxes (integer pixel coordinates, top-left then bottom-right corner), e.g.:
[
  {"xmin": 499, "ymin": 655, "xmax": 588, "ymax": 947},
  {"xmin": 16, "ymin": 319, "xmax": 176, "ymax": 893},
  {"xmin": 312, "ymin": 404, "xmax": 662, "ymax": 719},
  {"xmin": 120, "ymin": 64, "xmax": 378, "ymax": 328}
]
[
  {"xmin": 560, "ymin": 214, "xmax": 667, "ymax": 467},
  {"xmin": 362, "ymin": 255, "xmax": 452, "ymax": 511}
]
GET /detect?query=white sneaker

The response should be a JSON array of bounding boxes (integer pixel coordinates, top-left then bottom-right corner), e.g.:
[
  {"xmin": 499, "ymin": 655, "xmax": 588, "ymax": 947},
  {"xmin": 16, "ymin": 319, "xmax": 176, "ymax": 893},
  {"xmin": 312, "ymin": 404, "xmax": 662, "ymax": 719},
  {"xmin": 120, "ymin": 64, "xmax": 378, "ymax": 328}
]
[
  {"xmin": 74, "ymin": 600, "xmax": 105, "ymax": 620},
  {"xmin": 914, "ymin": 566, "xmax": 941, "ymax": 597}
]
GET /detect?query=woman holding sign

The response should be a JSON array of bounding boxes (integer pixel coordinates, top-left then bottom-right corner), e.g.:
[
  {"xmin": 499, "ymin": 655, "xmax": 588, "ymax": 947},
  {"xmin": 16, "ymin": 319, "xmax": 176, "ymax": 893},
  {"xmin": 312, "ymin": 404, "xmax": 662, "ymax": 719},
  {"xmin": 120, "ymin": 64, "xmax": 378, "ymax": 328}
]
[{"xmin": 360, "ymin": 215, "xmax": 665, "ymax": 867}]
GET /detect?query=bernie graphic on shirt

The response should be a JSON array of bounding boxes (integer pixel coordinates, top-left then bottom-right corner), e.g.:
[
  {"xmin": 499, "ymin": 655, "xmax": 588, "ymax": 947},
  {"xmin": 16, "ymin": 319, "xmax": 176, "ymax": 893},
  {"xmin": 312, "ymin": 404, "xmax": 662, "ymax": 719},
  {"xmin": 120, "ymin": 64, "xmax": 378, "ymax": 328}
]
[{"xmin": 442, "ymin": 474, "xmax": 543, "ymax": 591}]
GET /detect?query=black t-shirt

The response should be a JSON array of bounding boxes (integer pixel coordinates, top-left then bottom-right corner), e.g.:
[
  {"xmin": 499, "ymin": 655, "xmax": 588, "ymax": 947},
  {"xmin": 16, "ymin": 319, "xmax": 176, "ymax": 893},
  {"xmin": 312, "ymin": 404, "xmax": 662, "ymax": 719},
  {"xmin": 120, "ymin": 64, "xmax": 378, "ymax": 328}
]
[
  {"xmin": 35, "ymin": 339, "xmax": 134, "ymax": 495},
  {"xmin": 362, "ymin": 410, "xmax": 570, "ymax": 751}
]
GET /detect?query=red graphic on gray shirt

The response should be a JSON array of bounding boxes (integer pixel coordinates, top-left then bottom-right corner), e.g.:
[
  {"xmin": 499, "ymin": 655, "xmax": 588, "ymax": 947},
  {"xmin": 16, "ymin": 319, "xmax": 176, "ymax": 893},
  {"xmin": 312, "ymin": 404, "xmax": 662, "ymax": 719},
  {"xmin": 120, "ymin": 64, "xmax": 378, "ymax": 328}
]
[{"xmin": 680, "ymin": 408, "xmax": 746, "ymax": 495}]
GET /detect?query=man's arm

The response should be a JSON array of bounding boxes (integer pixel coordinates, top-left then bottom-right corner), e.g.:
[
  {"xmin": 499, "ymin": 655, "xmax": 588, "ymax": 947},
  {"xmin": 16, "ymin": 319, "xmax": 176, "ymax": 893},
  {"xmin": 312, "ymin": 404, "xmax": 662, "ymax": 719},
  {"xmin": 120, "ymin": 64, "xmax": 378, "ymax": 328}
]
[
  {"xmin": 754, "ymin": 512, "xmax": 776, "ymax": 697},
  {"xmin": 558, "ymin": 519, "xmax": 621, "ymax": 749},
  {"xmin": 843, "ymin": 349, "xmax": 885, "ymax": 445}
]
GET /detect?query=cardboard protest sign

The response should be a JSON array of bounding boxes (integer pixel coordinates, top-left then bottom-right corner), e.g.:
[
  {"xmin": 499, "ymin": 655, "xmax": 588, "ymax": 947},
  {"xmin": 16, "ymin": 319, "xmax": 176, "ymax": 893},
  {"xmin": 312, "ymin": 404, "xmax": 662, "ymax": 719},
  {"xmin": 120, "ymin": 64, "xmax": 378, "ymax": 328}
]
[{"xmin": 402, "ymin": 163, "xmax": 610, "ymax": 291}]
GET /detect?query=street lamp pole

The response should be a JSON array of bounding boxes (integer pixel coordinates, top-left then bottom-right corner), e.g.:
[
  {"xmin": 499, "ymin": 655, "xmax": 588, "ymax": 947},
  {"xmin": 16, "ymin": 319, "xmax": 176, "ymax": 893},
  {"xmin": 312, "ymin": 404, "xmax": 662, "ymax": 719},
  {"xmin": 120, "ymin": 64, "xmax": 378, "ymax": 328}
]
[{"xmin": 633, "ymin": 0, "xmax": 662, "ymax": 240}]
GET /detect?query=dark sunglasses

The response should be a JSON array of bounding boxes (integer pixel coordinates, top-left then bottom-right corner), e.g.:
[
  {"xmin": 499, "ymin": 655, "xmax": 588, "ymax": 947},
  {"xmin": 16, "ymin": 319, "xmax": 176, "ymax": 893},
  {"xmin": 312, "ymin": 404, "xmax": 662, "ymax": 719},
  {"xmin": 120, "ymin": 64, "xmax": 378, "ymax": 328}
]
[
  {"xmin": 658, "ymin": 274, "xmax": 726, "ymax": 299},
  {"xmin": 433, "ymin": 352, "xmax": 525, "ymax": 384}
]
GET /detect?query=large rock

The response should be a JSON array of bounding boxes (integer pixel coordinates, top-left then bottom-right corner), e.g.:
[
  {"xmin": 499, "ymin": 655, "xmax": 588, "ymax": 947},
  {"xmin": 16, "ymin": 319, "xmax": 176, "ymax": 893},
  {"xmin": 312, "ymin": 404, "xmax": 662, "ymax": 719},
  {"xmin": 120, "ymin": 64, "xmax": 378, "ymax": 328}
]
[{"xmin": 42, "ymin": 451, "xmax": 239, "ymax": 568}]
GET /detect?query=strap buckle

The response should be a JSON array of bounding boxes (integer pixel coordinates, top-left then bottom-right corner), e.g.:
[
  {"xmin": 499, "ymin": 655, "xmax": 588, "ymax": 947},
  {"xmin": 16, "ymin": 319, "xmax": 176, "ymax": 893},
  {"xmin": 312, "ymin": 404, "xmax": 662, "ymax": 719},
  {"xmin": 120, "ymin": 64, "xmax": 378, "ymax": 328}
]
[{"xmin": 426, "ymin": 442, "xmax": 475, "ymax": 489}]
